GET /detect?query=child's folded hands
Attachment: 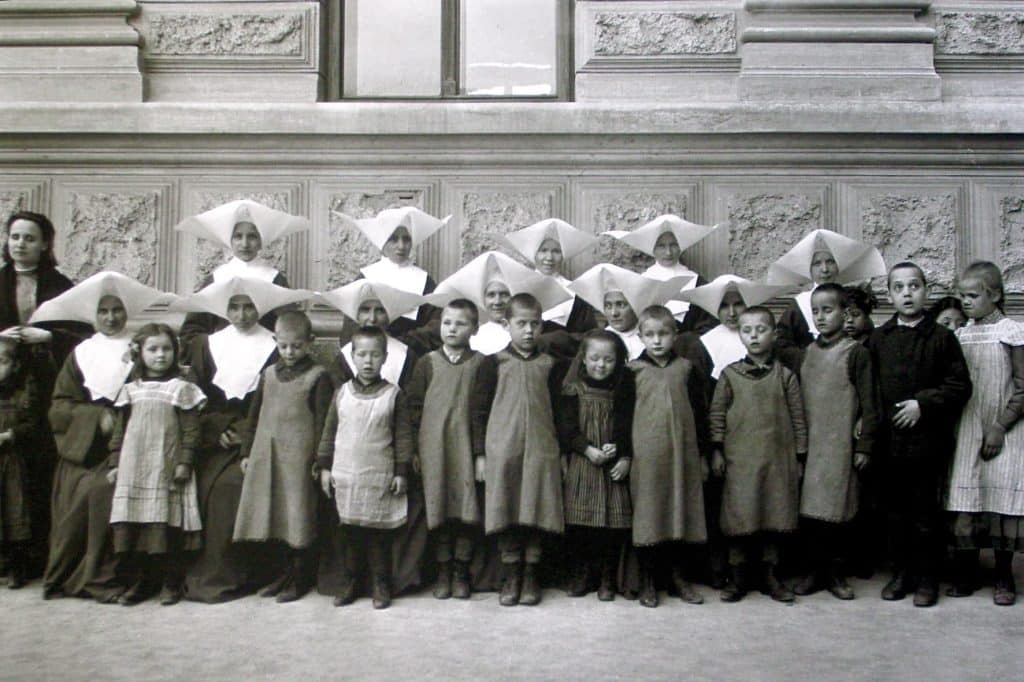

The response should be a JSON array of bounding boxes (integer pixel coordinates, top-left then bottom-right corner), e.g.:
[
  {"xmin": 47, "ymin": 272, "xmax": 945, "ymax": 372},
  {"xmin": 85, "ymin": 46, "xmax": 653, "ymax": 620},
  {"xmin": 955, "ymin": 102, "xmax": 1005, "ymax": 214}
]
[{"xmin": 610, "ymin": 457, "xmax": 630, "ymax": 481}]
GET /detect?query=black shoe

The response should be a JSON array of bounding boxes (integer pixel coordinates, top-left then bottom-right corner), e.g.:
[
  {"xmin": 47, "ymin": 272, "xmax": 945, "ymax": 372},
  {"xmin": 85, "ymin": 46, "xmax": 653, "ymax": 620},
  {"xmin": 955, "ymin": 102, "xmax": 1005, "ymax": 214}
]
[
  {"xmin": 881, "ymin": 571, "xmax": 912, "ymax": 601},
  {"xmin": 158, "ymin": 585, "xmax": 182, "ymax": 606},
  {"xmin": 671, "ymin": 568, "xmax": 704, "ymax": 604},
  {"xmin": 639, "ymin": 569, "xmax": 658, "ymax": 608},
  {"xmin": 793, "ymin": 570, "xmax": 823, "ymax": 597},
  {"xmin": 827, "ymin": 574, "xmax": 855, "ymax": 600},
  {"xmin": 994, "ymin": 577, "xmax": 1017, "ymax": 607},
  {"xmin": 119, "ymin": 580, "xmax": 156, "ymax": 606},
  {"xmin": 762, "ymin": 566, "xmax": 794, "ymax": 603},
  {"xmin": 499, "ymin": 563, "xmax": 521, "ymax": 607},
  {"xmin": 913, "ymin": 577, "xmax": 938, "ymax": 608},
  {"xmin": 566, "ymin": 562, "xmax": 588, "ymax": 597},
  {"xmin": 452, "ymin": 561, "xmax": 471, "ymax": 600},
  {"xmin": 720, "ymin": 565, "xmax": 747, "ymax": 603},
  {"xmin": 597, "ymin": 561, "xmax": 615, "ymax": 602},
  {"xmin": 42, "ymin": 584, "xmax": 65, "ymax": 601},
  {"xmin": 259, "ymin": 572, "xmax": 290, "ymax": 599},
  {"xmin": 7, "ymin": 567, "xmax": 26, "ymax": 590},
  {"xmin": 276, "ymin": 579, "xmax": 309, "ymax": 603},
  {"xmin": 433, "ymin": 561, "xmax": 453, "ymax": 600},
  {"xmin": 332, "ymin": 577, "xmax": 356, "ymax": 607},
  {"xmin": 519, "ymin": 564, "xmax": 541, "ymax": 606},
  {"xmin": 371, "ymin": 574, "xmax": 391, "ymax": 610}
]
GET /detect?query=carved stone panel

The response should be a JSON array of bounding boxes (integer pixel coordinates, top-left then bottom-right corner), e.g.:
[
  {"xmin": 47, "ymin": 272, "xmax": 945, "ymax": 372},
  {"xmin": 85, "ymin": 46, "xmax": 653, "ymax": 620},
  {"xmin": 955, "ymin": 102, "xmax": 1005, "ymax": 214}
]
[
  {"xmin": 593, "ymin": 11, "xmax": 737, "ymax": 56},
  {"xmin": 998, "ymin": 195, "xmax": 1024, "ymax": 291},
  {"xmin": 590, "ymin": 191, "xmax": 691, "ymax": 272},
  {"xmin": 324, "ymin": 190, "xmax": 425, "ymax": 289},
  {"xmin": 859, "ymin": 192, "xmax": 960, "ymax": 291},
  {"xmin": 936, "ymin": 11, "xmax": 1024, "ymax": 55},
  {"xmin": 460, "ymin": 191, "xmax": 553, "ymax": 265},
  {"xmin": 146, "ymin": 13, "xmax": 304, "ymax": 57},
  {"xmin": 191, "ymin": 191, "xmax": 293, "ymax": 288},
  {"xmin": 724, "ymin": 192, "xmax": 824, "ymax": 279},
  {"xmin": 62, "ymin": 191, "xmax": 161, "ymax": 285},
  {"xmin": 0, "ymin": 192, "xmax": 30, "ymax": 225}
]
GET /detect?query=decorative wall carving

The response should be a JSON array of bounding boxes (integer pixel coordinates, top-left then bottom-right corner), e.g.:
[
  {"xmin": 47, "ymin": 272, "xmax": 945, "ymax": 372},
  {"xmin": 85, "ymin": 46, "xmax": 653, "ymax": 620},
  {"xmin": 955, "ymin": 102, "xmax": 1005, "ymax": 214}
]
[
  {"xmin": 860, "ymin": 192, "xmax": 959, "ymax": 290},
  {"xmin": 936, "ymin": 11, "xmax": 1024, "ymax": 55},
  {"xmin": 999, "ymin": 195, "xmax": 1024, "ymax": 290},
  {"xmin": 593, "ymin": 11, "xmax": 737, "ymax": 56},
  {"xmin": 147, "ymin": 13, "xmax": 304, "ymax": 57},
  {"xmin": 725, "ymin": 192, "xmax": 823, "ymax": 279},
  {"xmin": 62, "ymin": 191, "xmax": 160, "ymax": 285},
  {"xmin": 192, "ymin": 191, "xmax": 292, "ymax": 287},
  {"xmin": 460, "ymin": 191, "xmax": 552, "ymax": 265},
  {"xmin": 590, "ymin": 192, "xmax": 690, "ymax": 271},
  {"xmin": 324, "ymin": 190, "xmax": 424, "ymax": 289},
  {"xmin": 0, "ymin": 192, "xmax": 29, "ymax": 224}
]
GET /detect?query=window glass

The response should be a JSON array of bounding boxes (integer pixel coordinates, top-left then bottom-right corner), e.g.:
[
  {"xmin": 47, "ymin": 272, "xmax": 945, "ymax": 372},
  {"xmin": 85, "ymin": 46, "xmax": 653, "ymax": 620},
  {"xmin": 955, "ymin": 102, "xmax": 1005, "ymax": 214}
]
[
  {"xmin": 461, "ymin": 0, "xmax": 558, "ymax": 96},
  {"xmin": 343, "ymin": 0, "xmax": 442, "ymax": 97}
]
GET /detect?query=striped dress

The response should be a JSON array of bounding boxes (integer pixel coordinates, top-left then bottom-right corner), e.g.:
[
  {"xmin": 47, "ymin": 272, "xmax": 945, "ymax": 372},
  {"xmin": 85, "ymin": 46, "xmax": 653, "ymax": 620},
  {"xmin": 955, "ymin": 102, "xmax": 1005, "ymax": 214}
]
[{"xmin": 948, "ymin": 313, "xmax": 1024, "ymax": 551}]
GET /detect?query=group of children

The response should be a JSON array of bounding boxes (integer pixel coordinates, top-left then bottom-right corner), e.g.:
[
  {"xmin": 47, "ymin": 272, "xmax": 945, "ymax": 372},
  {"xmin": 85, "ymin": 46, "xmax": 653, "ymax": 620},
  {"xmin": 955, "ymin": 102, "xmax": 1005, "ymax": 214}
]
[{"xmin": 0, "ymin": 203, "xmax": 1020, "ymax": 613}]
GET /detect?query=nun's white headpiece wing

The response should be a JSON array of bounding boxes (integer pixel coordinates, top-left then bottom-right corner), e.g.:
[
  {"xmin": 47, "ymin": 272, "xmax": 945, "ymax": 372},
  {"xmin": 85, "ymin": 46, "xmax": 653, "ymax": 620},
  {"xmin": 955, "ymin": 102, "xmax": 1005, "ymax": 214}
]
[
  {"xmin": 174, "ymin": 200, "xmax": 310, "ymax": 249},
  {"xmin": 504, "ymin": 218, "xmax": 597, "ymax": 264},
  {"xmin": 29, "ymin": 271, "xmax": 180, "ymax": 325},
  {"xmin": 317, "ymin": 280, "xmax": 424, "ymax": 323},
  {"xmin": 427, "ymin": 251, "xmax": 570, "ymax": 312},
  {"xmin": 569, "ymin": 263, "xmax": 693, "ymax": 314},
  {"xmin": 767, "ymin": 229, "xmax": 887, "ymax": 286},
  {"xmin": 678, "ymin": 274, "xmax": 794, "ymax": 316},
  {"xmin": 171, "ymin": 277, "xmax": 314, "ymax": 320},
  {"xmin": 601, "ymin": 214, "xmax": 718, "ymax": 257},
  {"xmin": 333, "ymin": 206, "xmax": 451, "ymax": 251}
]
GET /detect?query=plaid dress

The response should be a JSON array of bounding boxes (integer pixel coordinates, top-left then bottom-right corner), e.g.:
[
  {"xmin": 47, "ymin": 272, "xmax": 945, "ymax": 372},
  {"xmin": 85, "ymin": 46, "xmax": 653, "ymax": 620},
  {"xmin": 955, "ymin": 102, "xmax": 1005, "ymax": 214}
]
[{"xmin": 110, "ymin": 378, "xmax": 206, "ymax": 549}]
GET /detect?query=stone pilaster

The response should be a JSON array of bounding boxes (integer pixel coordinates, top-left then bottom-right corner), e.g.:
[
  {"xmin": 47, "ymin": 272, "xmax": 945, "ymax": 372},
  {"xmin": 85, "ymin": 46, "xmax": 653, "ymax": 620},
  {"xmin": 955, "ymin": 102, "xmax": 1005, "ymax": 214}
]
[
  {"xmin": 0, "ymin": 0, "xmax": 142, "ymax": 102},
  {"xmin": 739, "ymin": 0, "xmax": 941, "ymax": 100}
]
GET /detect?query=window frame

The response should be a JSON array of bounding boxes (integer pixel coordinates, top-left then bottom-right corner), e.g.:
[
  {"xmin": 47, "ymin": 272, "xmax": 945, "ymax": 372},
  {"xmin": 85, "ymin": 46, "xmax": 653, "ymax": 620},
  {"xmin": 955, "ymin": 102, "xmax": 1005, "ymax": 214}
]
[{"xmin": 325, "ymin": 0, "xmax": 574, "ymax": 102}]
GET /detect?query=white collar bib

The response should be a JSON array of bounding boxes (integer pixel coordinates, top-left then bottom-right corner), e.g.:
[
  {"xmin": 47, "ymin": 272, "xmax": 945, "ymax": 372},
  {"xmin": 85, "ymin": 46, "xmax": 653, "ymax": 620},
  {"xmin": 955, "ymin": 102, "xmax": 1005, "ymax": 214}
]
[
  {"xmin": 208, "ymin": 324, "xmax": 276, "ymax": 400},
  {"xmin": 74, "ymin": 331, "xmax": 133, "ymax": 402}
]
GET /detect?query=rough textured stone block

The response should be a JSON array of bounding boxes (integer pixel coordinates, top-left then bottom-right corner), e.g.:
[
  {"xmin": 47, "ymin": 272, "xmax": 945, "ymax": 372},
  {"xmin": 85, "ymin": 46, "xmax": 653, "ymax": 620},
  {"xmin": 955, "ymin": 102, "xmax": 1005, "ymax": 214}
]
[
  {"xmin": 590, "ymin": 192, "xmax": 690, "ymax": 271},
  {"xmin": 147, "ymin": 13, "xmax": 304, "ymax": 57},
  {"xmin": 999, "ymin": 195, "xmax": 1024, "ymax": 291},
  {"xmin": 192, "ymin": 191, "xmax": 291, "ymax": 288},
  {"xmin": 460, "ymin": 191, "xmax": 552, "ymax": 265},
  {"xmin": 936, "ymin": 11, "xmax": 1024, "ymax": 56},
  {"xmin": 62, "ymin": 192, "xmax": 160, "ymax": 285},
  {"xmin": 0, "ymin": 192, "xmax": 30, "ymax": 224},
  {"xmin": 593, "ymin": 11, "xmax": 737, "ymax": 55},
  {"xmin": 860, "ymin": 192, "xmax": 958, "ymax": 291},
  {"xmin": 325, "ymin": 190, "xmax": 424, "ymax": 289},
  {"xmin": 726, "ymin": 193, "xmax": 822, "ymax": 279}
]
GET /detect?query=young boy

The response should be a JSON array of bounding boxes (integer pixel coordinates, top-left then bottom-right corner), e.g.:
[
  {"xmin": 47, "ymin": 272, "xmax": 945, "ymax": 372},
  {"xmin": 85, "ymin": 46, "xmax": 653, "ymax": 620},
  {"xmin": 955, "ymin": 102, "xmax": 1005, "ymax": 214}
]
[
  {"xmin": 233, "ymin": 311, "xmax": 334, "ymax": 603},
  {"xmin": 485, "ymin": 293, "xmax": 564, "ymax": 606},
  {"xmin": 405, "ymin": 299, "xmax": 496, "ymax": 599},
  {"xmin": 629, "ymin": 306, "xmax": 709, "ymax": 607},
  {"xmin": 867, "ymin": 262, "xmax": 971, "ymax": 607},
  {"xmin": 318, "ymin": 326, "xmax": 412, "ymax": 610},
  {"xmin": 710, "ymin": 307, "xmax": 807, "ymax": 603},
  {"xmin": 794, "ymin": 284, "xmax": 878, "ymax": 600}
]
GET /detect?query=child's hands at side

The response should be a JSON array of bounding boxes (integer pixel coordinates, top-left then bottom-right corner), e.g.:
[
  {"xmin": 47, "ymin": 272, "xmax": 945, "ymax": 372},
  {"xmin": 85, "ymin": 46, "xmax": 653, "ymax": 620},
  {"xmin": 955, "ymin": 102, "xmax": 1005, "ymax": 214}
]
[
  {"xmin": 319, "ymin": 470, "xmax": 333, "ymax": 498},
  {"xmin": 711, "ymin": 450, "xmax": 725, "ymax": 477},
  {"xmin": 853, "ymin": 452, "xmax": 870, "ymax": 471},
  {"xmin": 239, "ymin": 458, "xmax": 248, "ymax": 475},
  {"xmin": 853, "ymin": 418, "xmax": 863, "ymax": 440},
  {"xmin": 980, "ymin": 424, "xmax": 1006, "ymax": 461},
  {"xmin": 173, "ymin": 463, "xmax": 191, "ymax": 487},
  {"xmin": 390, "ymin": 475, "xmax": 407, "ymax": 496},
  {"xmin": 98, "ymin": 409, "xmax": 116, "ymax": 437},
  {"xmin": 474, "ymin": 456, "xmax": 485, "ymax": 483},
  {"xmin": 218, "ymin": 426, "xmax": 240, "ymax": 450},
  {"xmin": 106, "ymin": 467, "xmax": 118, "ymax": 484},
  {"xmin": 610, "ymin": 457, "xmax": 630, "ymax": 481},
  {"xmin": 892, "ymin": 400, "xmax": 921, "ymax": 429}
]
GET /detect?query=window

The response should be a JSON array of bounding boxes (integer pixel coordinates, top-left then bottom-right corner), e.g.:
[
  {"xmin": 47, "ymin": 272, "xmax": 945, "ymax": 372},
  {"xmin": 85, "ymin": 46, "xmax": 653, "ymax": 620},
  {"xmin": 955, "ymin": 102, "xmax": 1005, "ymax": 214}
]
[{"xmin": 335, "ymin": 0, "xmax": 572, "ymax": 100}]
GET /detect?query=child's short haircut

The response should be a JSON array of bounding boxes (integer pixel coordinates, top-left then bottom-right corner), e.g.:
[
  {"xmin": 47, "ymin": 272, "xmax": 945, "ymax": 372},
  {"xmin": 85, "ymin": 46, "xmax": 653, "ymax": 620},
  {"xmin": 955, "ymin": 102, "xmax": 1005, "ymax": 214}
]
[
  {"xmin": 843, "ymin": 285, "xmax": 877, "ymax": 315},
  {"xmin": 275, "ymin": 310, "xmax": 313, "ymax": 338},
  {"xmin": 350, "ymin": 325, "xmax": 388, "ymax": 351},
  {"xmin": 888, "ymin": 261, "xmax": 927, "ymax": 288},
  {"xmin": 960, "ymin": 260, "xmax": 1005, "ymax": 309},
  {"xmin": 444, "ymin": 297, "xmax": 479, "ymax": 326},
  {"xmin": 811, "ymin": 282, "xmax": 848, "ymax": 306},
  {"xmin": 739, "ymin": 306, "xmax": 776, "ymax": 328},
  {"xmin": 506, "ymin": 293, "xmax": 543, "ymax": 319},
  {"xmin": 638, "ymin": 305, "xmax": 677, "ymax": 330},
  {"xmin": 130, "ymin": 322, "xmax": 180, "ymax": 380}
]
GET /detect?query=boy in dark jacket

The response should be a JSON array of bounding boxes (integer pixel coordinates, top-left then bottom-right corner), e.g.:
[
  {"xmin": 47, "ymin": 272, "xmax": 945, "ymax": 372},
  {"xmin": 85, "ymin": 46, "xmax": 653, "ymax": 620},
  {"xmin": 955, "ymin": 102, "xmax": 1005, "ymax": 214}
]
[{"xmin": 867, "ymin": 262, "xmax": 972, "ymax": 607}]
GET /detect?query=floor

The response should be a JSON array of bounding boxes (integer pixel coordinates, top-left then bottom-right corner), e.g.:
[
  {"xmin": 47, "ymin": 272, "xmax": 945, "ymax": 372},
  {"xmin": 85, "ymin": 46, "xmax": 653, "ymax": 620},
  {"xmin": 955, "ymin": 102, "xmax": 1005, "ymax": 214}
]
[{"xmin": 3, "ymin": 566, "xmax": 1022, "ymax": 682}]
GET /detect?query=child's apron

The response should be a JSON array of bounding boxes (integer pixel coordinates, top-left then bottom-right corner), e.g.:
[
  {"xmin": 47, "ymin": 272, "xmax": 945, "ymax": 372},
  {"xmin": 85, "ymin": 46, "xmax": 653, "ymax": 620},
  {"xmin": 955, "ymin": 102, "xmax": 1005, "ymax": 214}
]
[{"xmin": 331, "ymin": 382, "xmax": 407, "ymax": 530}]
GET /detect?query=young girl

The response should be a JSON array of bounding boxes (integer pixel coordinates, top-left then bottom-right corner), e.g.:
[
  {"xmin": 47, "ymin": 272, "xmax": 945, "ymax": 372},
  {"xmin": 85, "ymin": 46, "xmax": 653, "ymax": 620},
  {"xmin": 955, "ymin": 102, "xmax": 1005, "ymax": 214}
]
[
  {"xmin": 341, "ymin": 206, "xmax": 447, "ymax": 337},
  {"xmin": 768, "ymin": 229, "xmax": 886, "ymax": 352},
  {"xmin": 946, "ymin": 261, "xmax": 1024, "ymax": 606},
  {"xmin": 109, "ymin": 323, "xmax": 206, "ymax": 605},
  {"xmin": 843, "ymin": 285, "xmax": 877, "ymax": 344},
  {"xmin": 0, "ymin": 338, "xmax": 40, "ymax": 588},
  {"xmin": 177, "ymin": 200, "xmax": 302, "ymax": 344},
  {"xmin": 560, "ymin": 329, "xmax": 634, "ymax": 601},
  {"xmin": 603, "ymin": 215, "xmax": 718, "ymax": 333},
  {"xmin": 929, "ymin": 296, "xmax": 967, "ymax": 332}
]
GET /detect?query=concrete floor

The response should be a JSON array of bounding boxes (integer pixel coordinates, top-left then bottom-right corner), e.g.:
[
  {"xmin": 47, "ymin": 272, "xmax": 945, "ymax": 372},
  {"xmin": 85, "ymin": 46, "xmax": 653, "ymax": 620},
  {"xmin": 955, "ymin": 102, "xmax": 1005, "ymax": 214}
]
[{"xmin": 3, "ymin": 569, "xmax": 1022, "ymax": 681}]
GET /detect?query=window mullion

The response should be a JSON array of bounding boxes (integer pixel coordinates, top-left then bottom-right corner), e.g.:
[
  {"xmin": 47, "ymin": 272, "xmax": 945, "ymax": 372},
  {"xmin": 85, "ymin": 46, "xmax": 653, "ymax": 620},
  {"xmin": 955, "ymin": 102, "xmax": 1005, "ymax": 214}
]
[{"xmin": 441, "ymin": 0, "xmax": 460, "ymax": 97}]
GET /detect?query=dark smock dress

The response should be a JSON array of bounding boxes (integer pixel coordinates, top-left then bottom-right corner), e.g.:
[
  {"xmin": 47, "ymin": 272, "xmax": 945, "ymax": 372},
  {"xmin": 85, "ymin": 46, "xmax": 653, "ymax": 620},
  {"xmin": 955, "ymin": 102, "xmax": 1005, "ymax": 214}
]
[{"xmin": 0, "ymin": 378, "xmax": 40, "ymax": 549}]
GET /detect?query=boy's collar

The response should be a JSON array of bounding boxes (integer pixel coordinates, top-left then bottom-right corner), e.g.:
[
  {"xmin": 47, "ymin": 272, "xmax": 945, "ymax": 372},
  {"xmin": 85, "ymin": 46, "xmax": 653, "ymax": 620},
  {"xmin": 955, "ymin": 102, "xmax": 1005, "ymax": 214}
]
[
  {"xmin": 507, "ymin": 344, "xmax": 538, "ymax": 359},
  {"xmin": 638, "ymin": 348, "xmax": 676, "ymax": 366},
  {"xmin": 441, "ymin": 344, "xmax": 468, "ymax": 363},
  {"xmin": 354, "ymin": 373, "xmax": 384, "ymax": 388},
  {"xmin": 814, "ymin": 331, "xmax": 845, "ymax": 347},
  {"xmin": 742, "ymin": 353, "xmax": 774, "ymax": 369}
]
